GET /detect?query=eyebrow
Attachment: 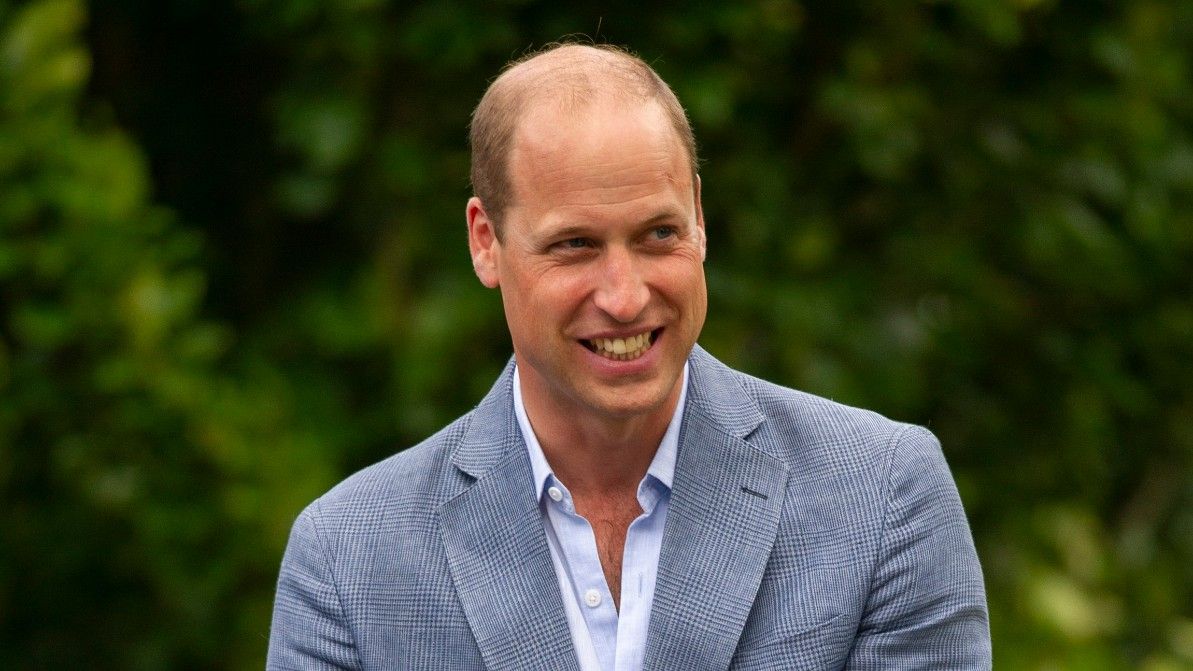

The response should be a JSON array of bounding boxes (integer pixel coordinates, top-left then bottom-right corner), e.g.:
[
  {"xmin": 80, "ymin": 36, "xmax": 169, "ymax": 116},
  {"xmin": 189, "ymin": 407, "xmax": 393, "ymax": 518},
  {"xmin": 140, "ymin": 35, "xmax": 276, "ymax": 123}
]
[
  {"xmin": 637, "ymin": 211, "xmax": 684, "ymax": 228},
  {"xmin": 540, "ymin": 211, "xmax": 684, "ymax": 241}
]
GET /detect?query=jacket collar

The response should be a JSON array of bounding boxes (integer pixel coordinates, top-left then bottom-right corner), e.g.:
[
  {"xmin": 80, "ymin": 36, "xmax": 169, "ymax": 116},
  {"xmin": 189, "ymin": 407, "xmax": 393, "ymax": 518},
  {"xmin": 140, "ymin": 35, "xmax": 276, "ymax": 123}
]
[{"xmin": 684, "ymin": 345, "xmax": 766, "ymax": 440}]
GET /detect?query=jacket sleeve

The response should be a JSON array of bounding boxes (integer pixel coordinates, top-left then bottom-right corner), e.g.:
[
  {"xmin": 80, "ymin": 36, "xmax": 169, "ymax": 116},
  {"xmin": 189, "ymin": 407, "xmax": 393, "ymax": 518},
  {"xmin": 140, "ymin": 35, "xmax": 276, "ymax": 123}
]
[
  {"xmin": 846, "ymin": 426, "xmax": 992, "ymax": 669},
  {"xmin": 267, "ymin": 505, "xmax": 363, "ymax": 671}
]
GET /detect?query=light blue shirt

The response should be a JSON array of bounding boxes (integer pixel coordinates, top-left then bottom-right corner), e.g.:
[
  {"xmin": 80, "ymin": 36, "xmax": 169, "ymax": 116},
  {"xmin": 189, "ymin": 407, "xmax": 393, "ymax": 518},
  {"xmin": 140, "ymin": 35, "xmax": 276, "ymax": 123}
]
[{"xmin": 513, "ymin": 365, "xmax": 688, "ymax": 671}]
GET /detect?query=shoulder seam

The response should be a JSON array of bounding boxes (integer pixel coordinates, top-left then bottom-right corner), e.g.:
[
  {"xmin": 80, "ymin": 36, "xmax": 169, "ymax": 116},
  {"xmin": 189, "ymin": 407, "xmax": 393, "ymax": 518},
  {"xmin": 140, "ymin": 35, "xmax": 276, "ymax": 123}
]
[
  {"xmin": 858, "ymin": 422, "xmax": 918, "ymax": 624},
  {"xmin": 305, "ymin": 502, "xmax": 364, "ymax": 669}
]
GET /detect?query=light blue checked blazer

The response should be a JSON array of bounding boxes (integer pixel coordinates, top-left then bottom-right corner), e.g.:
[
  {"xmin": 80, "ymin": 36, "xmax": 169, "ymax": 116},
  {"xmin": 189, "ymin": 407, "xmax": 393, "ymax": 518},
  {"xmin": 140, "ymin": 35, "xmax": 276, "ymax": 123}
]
[{"xmin": 268, "ymin": 346, "xmax": 991, "ymax": 670}]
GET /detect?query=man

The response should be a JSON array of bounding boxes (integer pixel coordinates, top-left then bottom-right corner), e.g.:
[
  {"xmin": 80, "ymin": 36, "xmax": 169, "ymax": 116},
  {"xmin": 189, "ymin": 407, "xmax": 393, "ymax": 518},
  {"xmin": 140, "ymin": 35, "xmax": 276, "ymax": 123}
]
[{"xmin": 268, "ymin": 43, "xmax": 991, "ymax": 670}]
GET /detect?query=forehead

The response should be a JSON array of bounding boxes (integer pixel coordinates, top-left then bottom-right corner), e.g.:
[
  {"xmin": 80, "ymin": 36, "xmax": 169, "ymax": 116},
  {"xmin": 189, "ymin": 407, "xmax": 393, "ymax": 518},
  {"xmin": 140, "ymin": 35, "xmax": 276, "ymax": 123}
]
[{"xmin": 507, "ymin": 99, "xmax": 691, "ymax": 212}]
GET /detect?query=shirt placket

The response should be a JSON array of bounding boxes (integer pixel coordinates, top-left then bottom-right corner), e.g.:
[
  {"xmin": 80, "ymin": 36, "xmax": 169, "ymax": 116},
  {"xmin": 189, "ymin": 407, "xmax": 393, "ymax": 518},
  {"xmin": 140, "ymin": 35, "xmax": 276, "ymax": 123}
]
[
  {"xmin": 545, "ymin": 475, "xmax": 620, "ymax": 671},
  {"xmin": 613, "ymin": 478, "xmax": 666, "ymax": 671}
]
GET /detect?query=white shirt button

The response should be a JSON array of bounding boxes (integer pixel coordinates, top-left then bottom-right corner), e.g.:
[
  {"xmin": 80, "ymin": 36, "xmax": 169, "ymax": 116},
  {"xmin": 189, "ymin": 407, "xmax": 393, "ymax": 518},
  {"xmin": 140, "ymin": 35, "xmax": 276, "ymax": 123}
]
[
  {"xmin": 547, "ymin": 486, "xmax": 563, "ymax": 502},
  {"xmin": 584, "ymin": 589, "xmax": 601, "ymax": 608}
]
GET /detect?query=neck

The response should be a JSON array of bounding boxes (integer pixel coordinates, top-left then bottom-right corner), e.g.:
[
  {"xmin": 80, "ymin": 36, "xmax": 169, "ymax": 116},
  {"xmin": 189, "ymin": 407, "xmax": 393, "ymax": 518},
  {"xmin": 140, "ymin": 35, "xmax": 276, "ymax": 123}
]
[{"xmin": 519, "ymin": 378, "xmax": 681, "ymax": 497}]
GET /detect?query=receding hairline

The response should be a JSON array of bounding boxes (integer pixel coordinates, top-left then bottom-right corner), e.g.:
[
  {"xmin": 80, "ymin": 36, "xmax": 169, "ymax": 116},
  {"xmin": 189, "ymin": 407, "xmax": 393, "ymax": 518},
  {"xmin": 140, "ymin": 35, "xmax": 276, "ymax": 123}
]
[
  {"xmin": 469, "ymin": 43, "xmax": 699, "ymax": 236},
  {"xmin": 485, "ymin": 45, "xmax": 687, "ymax": 155}
]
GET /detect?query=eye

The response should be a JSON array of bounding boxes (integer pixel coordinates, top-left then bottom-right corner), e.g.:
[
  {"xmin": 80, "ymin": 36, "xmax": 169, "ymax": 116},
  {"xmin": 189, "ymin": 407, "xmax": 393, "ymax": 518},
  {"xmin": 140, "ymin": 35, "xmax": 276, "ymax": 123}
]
[
  {"xmin": 548, "ymin": 237, "xmax": 594, "ymax": 255},
  {"xmin": 652, "ymin": 226, "xmax": 677, "ymax": 240}
]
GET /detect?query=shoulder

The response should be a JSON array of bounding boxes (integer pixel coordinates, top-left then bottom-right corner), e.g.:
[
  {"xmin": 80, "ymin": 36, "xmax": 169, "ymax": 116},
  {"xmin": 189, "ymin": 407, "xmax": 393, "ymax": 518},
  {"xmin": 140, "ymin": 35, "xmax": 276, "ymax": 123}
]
[
  {"xmin": 691, "ymin": 348, "xmax": 937, "ymax": 474},
  {"xmin": 744, "ymin": 370, "xmax": 947, "ymax": 509},
  {"xmin": 297, "ymin": 411, "xmax": 475, "ymax": 542},
  {"xmin": 691, "ymin": 352, "xmax": 950, "ymax": 531},
  {"xmin": 738, "ymin": 367, "xmax": 934, "ymax": 464},
  {"xmin": 285, "ymin": 359, "xmax": 519, "ymax": 561}
]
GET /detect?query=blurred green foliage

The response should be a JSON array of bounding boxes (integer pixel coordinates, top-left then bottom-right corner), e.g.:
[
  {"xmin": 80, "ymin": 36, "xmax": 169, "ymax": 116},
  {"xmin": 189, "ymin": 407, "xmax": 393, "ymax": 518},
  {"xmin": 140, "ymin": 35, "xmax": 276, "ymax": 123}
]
[{"xmin": 1, "ymin": 0, "xmax": 1190, "ymax": 668}]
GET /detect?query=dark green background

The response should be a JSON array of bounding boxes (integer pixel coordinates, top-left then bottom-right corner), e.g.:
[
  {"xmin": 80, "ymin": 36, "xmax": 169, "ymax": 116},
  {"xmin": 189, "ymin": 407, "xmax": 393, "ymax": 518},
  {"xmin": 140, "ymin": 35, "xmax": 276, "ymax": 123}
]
[{"xmin": 2, "ymin": 0, "xmax": 1191, "ymax": 668}]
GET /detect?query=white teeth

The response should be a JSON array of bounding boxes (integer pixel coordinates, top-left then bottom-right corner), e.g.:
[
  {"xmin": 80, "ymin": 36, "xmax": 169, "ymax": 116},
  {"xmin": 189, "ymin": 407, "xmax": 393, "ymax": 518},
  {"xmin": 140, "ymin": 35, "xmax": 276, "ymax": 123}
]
[{"xmin": 588, "ymin": 330, "xmax": 654, "ymax": 360}]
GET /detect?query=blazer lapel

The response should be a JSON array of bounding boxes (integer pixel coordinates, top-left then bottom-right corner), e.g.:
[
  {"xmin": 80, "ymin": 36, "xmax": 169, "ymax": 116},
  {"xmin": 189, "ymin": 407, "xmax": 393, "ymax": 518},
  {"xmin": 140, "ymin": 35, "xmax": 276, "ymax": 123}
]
[
  {"xmin": 643, "ymin": 347, "xmax": 790, "ymax": 671},
  {"xmin": 439, "ymin": 364, "xmax": 581, "ymax": 671}
]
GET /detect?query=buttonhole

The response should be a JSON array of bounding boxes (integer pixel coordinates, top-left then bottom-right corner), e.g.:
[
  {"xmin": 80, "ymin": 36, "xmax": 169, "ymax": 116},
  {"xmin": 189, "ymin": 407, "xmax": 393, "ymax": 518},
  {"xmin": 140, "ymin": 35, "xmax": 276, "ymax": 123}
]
[{"xmin": 741, "ymin": 486, "xmax": 768, "ymax": 500}]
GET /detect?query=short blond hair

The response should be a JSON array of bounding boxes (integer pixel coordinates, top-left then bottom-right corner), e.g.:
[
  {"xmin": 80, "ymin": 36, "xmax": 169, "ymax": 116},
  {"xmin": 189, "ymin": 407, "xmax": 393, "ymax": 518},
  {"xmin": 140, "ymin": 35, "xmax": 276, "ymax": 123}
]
[{"xmin": 469, "ymin": 42, "xmax": 698, "ymax": 239}]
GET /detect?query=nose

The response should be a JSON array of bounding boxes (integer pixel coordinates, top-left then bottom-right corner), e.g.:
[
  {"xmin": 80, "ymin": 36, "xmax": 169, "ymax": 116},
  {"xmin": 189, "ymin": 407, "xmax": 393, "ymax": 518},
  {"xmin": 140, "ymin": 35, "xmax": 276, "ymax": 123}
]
[{"xmin": 592, "ymin": 246, "xmax": 649, "ymax": 323}]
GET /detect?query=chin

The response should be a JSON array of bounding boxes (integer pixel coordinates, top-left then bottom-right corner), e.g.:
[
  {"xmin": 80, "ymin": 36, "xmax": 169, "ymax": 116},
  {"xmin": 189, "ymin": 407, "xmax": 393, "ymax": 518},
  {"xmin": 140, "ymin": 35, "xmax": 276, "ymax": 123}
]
[{"xmin": 583, "ymin": 382, "xmax": 676, "ymax": 419}]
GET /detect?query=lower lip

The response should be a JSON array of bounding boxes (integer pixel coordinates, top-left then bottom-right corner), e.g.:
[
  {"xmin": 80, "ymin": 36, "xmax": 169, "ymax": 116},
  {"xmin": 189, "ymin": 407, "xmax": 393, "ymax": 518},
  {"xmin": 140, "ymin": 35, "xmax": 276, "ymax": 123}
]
[{"xmin": 580, "ymin": 331, "xmax": 663, "ymax": 376}]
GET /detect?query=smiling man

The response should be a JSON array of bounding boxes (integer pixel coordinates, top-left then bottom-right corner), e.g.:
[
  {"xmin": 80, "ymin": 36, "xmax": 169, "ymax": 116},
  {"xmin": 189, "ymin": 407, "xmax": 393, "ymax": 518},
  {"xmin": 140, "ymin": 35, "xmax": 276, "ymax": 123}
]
[{"xmin": 268, "ymin": 44, "xmax": 991, "ymax": 670}]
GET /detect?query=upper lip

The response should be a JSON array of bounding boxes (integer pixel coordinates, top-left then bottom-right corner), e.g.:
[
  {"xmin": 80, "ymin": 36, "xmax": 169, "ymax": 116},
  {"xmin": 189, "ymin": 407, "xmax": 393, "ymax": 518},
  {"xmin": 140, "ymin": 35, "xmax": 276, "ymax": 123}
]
[{"xmin": 579, "ymin": 327, "xmax": 659, "ymax": 340}]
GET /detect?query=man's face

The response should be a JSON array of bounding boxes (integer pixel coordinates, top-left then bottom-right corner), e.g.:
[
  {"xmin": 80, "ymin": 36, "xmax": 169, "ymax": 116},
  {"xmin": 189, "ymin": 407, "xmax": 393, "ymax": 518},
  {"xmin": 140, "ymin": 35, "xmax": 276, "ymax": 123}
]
[{"xmin": 468, "ymin": 99, "xmax": 707, "ymax": 422}]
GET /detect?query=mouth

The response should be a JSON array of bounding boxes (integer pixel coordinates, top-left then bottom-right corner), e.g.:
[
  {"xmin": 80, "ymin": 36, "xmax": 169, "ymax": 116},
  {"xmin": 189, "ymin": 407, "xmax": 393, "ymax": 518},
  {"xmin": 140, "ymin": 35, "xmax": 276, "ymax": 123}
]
[{"xmin": 582, "ymin": 328, "xmax": 662, "ymax": 361}]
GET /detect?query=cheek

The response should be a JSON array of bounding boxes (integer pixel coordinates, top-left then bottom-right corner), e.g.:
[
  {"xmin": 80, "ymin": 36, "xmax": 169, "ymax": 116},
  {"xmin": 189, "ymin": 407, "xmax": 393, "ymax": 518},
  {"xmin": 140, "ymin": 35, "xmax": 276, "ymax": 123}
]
[
  {"xmin": 654, "ymin": 257, "xmax": 706, "ymax": 296},
  {"xmin": 501, "ymin": 274, "xmax": 584, "ymax": 324},
  {"xmin": 535, "ymin": 267, "xmax": 597, "ymax": 304}
]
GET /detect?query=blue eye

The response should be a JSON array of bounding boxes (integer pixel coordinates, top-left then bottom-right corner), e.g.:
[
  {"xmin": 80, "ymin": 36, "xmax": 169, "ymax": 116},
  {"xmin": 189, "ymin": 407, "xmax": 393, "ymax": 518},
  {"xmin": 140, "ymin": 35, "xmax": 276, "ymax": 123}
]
[
  {"xmin": 653, "ymin": 226, "xmax": 676, "ymax": 239},
  {"xmin": 564, "ymin": 238, "xmax": 589, "ymax": 248}
]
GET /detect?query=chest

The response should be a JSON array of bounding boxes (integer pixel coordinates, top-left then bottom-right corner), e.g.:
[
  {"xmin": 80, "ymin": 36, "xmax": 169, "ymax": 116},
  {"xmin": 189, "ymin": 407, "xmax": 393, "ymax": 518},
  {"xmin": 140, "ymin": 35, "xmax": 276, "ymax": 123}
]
[
  {"xmin": 577, "ymin": 493, "xmax": 640, "ymax": 545},
  {"xmin": 572, "ymin": 493, "xmax": 642, "ymax": 599}
]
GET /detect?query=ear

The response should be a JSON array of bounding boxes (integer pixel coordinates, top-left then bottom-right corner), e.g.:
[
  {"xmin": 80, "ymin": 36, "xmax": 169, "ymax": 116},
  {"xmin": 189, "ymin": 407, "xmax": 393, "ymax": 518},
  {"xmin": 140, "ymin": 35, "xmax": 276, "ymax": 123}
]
[
  {"xmin": 466, "ymin": 196, "xmax": 501, "ymax": 288},
  {"xmin": 693, "ymin": 174, "xmax": 707, "ymax": 261}
]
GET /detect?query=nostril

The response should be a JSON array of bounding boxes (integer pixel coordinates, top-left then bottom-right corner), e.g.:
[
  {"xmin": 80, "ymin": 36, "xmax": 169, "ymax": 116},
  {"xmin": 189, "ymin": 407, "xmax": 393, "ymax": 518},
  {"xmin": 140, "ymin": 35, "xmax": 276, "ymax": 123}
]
[{"xmin": 594, "ymin": 281, "xmax": 650, "ymax": 322}]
